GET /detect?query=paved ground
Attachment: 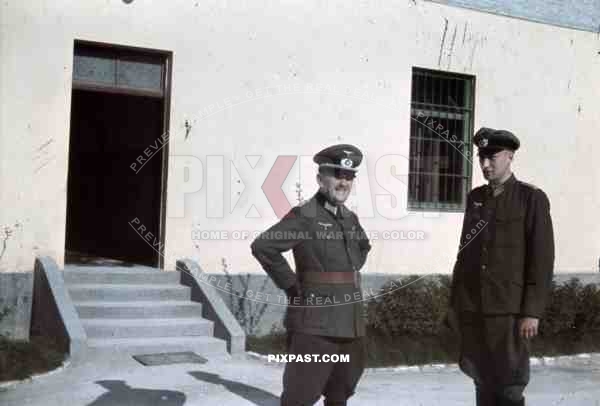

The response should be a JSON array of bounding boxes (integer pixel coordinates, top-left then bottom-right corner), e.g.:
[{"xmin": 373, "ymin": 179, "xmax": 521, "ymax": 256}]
[{"xmin": 1, "ymin": 350, "xmax": 600, "ymax": 406}]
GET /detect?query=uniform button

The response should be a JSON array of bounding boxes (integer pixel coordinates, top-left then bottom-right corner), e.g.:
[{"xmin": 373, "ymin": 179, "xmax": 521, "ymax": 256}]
[{"xmin": 481, "ymin": 265, "xmax": 487, "ymax": 271}]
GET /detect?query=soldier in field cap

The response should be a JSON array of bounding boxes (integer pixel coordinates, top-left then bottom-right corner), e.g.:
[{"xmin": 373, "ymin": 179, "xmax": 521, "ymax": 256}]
[
  {"xmin": 449, "ymin": 127, "xmax": 555, "ymax": 406},
  {"xmin": 251, "ymin": 144, "xmax": 371, "ymax": 406}
]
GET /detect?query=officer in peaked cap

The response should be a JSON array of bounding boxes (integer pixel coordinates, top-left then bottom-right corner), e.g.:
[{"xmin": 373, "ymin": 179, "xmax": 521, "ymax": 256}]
[
  {"xmin": 449, "ymin": 127, "xmax": 555, "ymax": 406},
  {"xmin": 473, "ymin": 127, "xmax": 520, "ymax": 156},
  {"xmin": 313, "ymin": 144, "xmax": 363, "ymax": 174},
  {"xmin": 252, "ymin": 143, "xmax": 371, "ymax": 406}
]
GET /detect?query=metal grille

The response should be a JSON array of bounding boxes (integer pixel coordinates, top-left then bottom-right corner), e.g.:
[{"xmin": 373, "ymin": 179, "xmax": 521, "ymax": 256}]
[{"xmin": 408, "ymin": 68, "xmax": 475, "ymax": 211}]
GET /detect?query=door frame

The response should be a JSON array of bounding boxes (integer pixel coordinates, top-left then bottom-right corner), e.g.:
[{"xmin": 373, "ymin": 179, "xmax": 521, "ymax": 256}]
[{"xmin": 70, "ymin": 39, "xmax": 173, "ymax": 269}]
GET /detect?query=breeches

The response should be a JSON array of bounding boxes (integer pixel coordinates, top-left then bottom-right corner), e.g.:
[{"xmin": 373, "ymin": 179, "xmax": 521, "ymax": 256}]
[
  {"xmin": 280, "ymin": 332, "xmax": 365, "ymax": 406},
  {"xmin": 459, "ymin": 312, "xmax": 530, "ymax": 402}
]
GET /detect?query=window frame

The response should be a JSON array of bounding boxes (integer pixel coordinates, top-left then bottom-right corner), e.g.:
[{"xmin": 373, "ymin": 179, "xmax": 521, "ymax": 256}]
[
  {"xmin": 407, "ymin": 67, "xmax": 476, "ymax": 212},
  {"xmin": 72, "ymin": 40, "xmax": 167, "ymax": 99}
]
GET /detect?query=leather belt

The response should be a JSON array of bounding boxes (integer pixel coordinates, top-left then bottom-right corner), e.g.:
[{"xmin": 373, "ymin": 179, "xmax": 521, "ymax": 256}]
[{"xmin": 301, "ymin": 272, "xmax": 359, "ymax": 285}]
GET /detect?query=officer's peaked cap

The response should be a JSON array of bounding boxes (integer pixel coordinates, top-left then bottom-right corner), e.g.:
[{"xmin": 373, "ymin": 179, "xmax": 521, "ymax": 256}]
[
  {"xmin": 313, "ymin": 144, "xmax": 363, "ymax": 172},
  {"xmin": 473, "ymin": 127, "xmax": 520, "ymax": 155}
]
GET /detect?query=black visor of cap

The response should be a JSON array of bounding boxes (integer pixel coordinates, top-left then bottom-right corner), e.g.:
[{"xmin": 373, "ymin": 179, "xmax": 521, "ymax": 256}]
[{"xmin": 319, "ymin": 166, "xmax": 356, "ymax": 179}]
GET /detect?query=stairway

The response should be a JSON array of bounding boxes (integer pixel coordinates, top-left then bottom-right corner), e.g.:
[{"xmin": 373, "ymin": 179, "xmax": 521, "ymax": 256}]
[{"xmin": 64, "ymin": 265, "xmax": 228, "ymax": 355}]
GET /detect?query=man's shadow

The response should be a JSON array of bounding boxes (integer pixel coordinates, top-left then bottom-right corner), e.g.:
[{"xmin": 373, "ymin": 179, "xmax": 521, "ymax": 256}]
[
  {"xmin": 88, "ymin": 380, "xmax": 186, "ymax": 406},
  {"xmin": 188, "ymin": 371, "xmax": 279, "ymax": 406}
]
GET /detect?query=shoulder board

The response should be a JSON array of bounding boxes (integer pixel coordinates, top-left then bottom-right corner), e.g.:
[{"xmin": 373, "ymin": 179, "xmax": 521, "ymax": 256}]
[
  {"xmin": 296, "ymin": 199, "xmax": 309, "ymax": 207},
  {"xmin": 518, "ymin": 180, "xmax": 539, "ymax": 191},
  {"xmin": 470, "ymin": 185, "xmax": 487, "ymax": 195}
]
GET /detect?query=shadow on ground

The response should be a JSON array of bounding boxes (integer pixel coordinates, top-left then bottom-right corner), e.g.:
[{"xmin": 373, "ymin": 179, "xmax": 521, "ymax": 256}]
[
  {"xmin": 89, "ymin": 380, "xmax": 186, "ymax": 406},
  {"xmin": 189, "ymin": 371, "xmax": 279, "ymax": 405}
]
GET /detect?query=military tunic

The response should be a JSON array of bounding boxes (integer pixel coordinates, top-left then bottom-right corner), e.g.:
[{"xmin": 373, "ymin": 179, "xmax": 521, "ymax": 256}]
[
  {"xmin": 451, "ymin": 174, "xmax": 555, "ymax": 317},
  {"xmin": 251, "ymin": 191, "xmax": 371, "ymax": 338},
  {"xmin": 251, "ymin": 191, "xmax": 371, "ymax": 406},
  {"xmin": 450, "ymin": 174, "xmax": 555, "ymax": 401}
]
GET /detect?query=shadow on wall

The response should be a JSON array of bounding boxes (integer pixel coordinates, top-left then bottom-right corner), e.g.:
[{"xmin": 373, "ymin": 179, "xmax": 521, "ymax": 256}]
[
  {"xmin": 89, "ymin": 380, "xmax": 186, "ymax": 406},
  {"xmin": 189, "ymin": 371, "xmax": 280, "ymax": 406}
]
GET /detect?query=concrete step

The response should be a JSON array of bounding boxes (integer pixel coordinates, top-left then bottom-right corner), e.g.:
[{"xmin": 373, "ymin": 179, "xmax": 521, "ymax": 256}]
[
  {"xmin": 68, "ymin": 284, "xmax": 190, "ymax": 302},
  {"xmin": 82, "ymin": 318, "xmax": 214, "ymax": 339},
  {"xmin": 64, "ymin": 265, "xmax": 160, "ymax": 272},
  {"xmin": 64, "ymin": 269, "xmax": 180, "ymax": 285},
  {"xmin": 86, "ymin": 336, "xmax": 228, "ymax": 354},
  {"xmin": 75, "ymin": 301, "xmax": 203, "ymax": 319}
]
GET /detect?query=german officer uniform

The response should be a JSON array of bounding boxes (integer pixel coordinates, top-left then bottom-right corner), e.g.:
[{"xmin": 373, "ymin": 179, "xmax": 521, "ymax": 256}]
[
  {"xmin": 251, "ymin": 144, "xmax": 371, "ymax": 406},
  {"xmin": 450, "ymin": 128, "xmax": 555, "ymax": 406}
]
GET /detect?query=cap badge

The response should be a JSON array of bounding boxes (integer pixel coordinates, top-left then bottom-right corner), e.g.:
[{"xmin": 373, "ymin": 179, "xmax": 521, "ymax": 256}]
[
  {"xmin": 479, "ymin": 138, "xmax": 489, "ymax": 148},
  {"xmin": 341, "ymin": 158, "xmax": 353, "ymax": 168}
]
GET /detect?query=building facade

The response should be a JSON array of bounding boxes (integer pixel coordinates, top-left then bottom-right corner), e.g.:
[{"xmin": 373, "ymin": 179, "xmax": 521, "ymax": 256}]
[{"xmin": 1, "ymin": 0, "xmax": 599, "ymax": 284}]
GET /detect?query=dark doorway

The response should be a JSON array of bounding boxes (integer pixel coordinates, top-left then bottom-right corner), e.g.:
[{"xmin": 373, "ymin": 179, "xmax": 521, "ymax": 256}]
[{"xmin": 65, "ymin": 41, "xmax": 171, "ymax": 268}]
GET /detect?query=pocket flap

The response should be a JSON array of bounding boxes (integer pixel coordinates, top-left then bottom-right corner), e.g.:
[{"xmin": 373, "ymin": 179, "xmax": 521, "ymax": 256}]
[{"xmin": 495, "ymin": 211, "xmax": 525, "ymax": 223}]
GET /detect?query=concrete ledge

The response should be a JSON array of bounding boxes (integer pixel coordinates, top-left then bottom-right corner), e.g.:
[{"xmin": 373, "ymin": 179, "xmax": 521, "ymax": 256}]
[
  {"xmin": 0, "ymin": 359, "xmax": 70, "ymax": 391},
  {"xmin": 176, "ymin": 258, "xmax": 246, "ymax": 355},
  {"xmin": 30, "ymin": 257, "xmax": 88, "ymax": 363}
]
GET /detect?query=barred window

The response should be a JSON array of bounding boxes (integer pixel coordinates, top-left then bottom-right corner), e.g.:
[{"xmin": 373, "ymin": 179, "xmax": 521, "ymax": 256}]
[{"xmin": 408, "ymin": 68, "xmax": 475, "ymax": 211}]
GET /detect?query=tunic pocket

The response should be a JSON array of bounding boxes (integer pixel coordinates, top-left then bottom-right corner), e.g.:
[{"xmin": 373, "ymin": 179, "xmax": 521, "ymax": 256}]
[{"xmin": 494, "ymin": 212, "xmax": 525, "ymax": 247}]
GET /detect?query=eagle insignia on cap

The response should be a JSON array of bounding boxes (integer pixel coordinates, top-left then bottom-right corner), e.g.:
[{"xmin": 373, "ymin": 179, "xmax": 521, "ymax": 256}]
[
  {"xmin": 479, "ymin": 138, "xmax": 489, "ymax": 148},
  {"xmin": 313, "ymin": 144, "xmax": 363, "ymax": 171},
  {"xmin": 341, "ymin": 158, "xmax": 353, "ymax": 168}
]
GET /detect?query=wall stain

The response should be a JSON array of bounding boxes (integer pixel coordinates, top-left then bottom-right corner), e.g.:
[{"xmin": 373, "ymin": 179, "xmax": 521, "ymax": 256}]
[
  {"xmin": 32, "ymin": 137, "xmax": 55, "ymax": 172},
  {"xmin": 447, "ymin": 25, "xmax": 457, "ymax": 69},
  {"xmin": 34, "ymin": 159, "xmax": 55, "ymax": 174},
  {"xmin": 36, "ymin": 138, "xmax": 54, "ymax": 152},
  {"xmin": 462, "ymin": 22, "xmax": 468, "ymax": 45},
  {"xmin": 438, "ymin": 18, "xmax": 449, "ymax": 67},
  {"xmin": 469, "ymin": 38, "xmax": 480, "ymax": 71}
]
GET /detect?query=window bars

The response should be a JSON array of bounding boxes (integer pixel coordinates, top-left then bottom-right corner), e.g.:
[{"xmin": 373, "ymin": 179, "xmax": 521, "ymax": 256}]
[{"xmin": 408, "ymin": 68, "xmax": 475, "ymax": 211}]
